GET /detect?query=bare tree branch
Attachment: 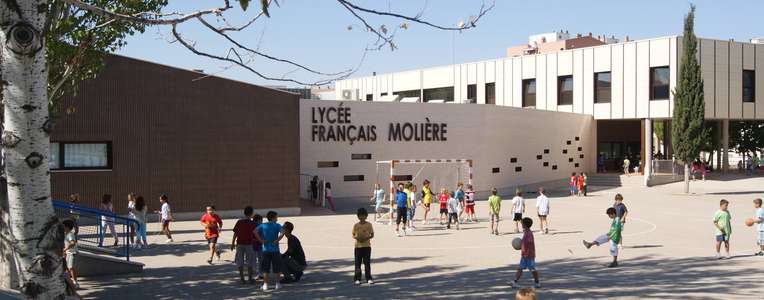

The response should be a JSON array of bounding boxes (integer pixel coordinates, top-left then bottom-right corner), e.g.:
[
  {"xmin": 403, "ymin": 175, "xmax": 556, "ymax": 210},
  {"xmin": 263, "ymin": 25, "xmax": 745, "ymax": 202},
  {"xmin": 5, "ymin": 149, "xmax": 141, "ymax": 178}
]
[
  {"xmin": 337, "ymin": 0, "xmax": 494, "ymax": 31},
  {"xmin": 62, "ymin": 0, "xmax": 234, "ymax": 25}
]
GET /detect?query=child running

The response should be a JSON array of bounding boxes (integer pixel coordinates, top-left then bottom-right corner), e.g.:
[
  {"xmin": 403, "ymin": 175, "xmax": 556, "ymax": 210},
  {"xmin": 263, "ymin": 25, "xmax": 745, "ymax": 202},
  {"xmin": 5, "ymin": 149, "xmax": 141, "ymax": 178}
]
[
  {"xmin": 488, "ymin": 188, "xmax": 501, "ymax": 235},
  {"xmin": 438, "ymin": 188, "xmax": 450, "ymax": 226},
  {"xmin": 200, "ymin": 205, "xmax": 223, "ymax": 264},
  {"xmin": 511, "ymin": 189, "xmax": 526, "ymax": 233},
  {"xmin": 446, "ymin": 191, "xmax": 461, "ymax": 230},
  {"xmin": 713, "ymin": 199, "xmax": 732, "ymax": 259},
  {"xmin": 753, "ymin": 198, "xmax": 764, "ymax": 256},
  {"xmin": 422, "ymin": 180, "xmax": 434, "ymax": 224},
  {"xmin": 464, "ymin": 184, "xmax": 477, "ymax": 223},
  {"xmin": 582, "ymin": 207, "xmax": 622, "ymax": 267},
  {"xmin": 510, "ymin": 217, "xmax": 541, "ymax": 289},
  {"xmin": 394, "ymin": 183, "xmax": 408, "ymax": 237},
  {"xmin": 535, "ymin": 187, "xmax": 550, "ymax": 234},
  {"xmin": 371, "ymin": 184, "xmax": 385, "ymax": 223},
  {"xmin": 232, "ymin": 206, "xmax": 256, "ymax": 284},
  {"xmin": 352, "ymin": 208, "xmax": 374, "ymax": 285}
]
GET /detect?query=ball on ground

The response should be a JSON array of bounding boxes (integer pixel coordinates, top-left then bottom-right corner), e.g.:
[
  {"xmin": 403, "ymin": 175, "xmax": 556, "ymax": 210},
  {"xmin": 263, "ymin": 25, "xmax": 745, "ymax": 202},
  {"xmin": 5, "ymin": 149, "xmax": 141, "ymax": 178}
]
[
  {"xmin": 511, "ymin": 237, "xmax": 522, "ymax": 250},
  {"xmin": 744, "ymin": 218, "xmax": 754, "ymax": 227}
]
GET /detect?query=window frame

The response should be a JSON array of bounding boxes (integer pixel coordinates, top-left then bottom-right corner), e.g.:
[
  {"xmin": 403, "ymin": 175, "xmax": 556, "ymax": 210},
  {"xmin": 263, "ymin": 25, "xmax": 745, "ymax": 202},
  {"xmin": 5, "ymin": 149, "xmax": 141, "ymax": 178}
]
[
  {"xmin": 485, "ymin": 82, "xmax": 496, "ymax": 105},
  {"xmin": 522, "ymin": 79, "xmax": 536, "ymax": 108},
  {"xmin": 50, "ymin": 141, "xmax": 113, "ymax": 171},
  {"xmin": 466, "ymin": 84, "xmax": 477, "ymax": 103},
  {"xmin": 557, "ymin": 75, "xmax": 574, "ymax": 105},
  {"xmin": 743, "ymin": 69, "xmax": 755, "ymax": 103},
  {"xmin": 649, "ymin": 66, "xmax": 670, "ymax": 100},
  {"xmin": 365, "ymin": 94, "xmax": 373, "ymax": 101},
  {"xmin": 594, "ymin": 71, "xmax": 612, "ymax": 103},
  {"xmin": 423, "ymin": 86, "xmax": 455, "ymax": 102}
]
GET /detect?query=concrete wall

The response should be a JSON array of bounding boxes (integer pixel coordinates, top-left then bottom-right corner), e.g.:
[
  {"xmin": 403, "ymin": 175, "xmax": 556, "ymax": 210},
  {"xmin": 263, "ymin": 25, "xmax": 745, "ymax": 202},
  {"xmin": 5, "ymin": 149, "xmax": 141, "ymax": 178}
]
[{"xmin": 300, "ymin": 100, "xmax": 595, "ymax": 198}]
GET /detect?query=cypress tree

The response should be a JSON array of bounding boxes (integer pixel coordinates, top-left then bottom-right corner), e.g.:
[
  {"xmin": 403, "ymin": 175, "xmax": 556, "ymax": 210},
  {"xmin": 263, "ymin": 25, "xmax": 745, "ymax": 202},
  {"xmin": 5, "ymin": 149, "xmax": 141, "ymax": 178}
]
[{"xmin": 672, "ymin": 4, "xmax": 710, "ymax": 193}]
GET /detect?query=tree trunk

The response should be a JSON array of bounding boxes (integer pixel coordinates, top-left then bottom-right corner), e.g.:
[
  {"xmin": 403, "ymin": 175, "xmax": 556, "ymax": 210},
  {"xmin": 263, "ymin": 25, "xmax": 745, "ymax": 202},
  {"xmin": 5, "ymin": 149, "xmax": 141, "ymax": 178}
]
[
  {"xmin": 684, "ymin": 163, "xmax": 690, "ymax": 194},
  {"xmin": 0, "ymin": 1, "xmax": 66, "ymax": 298},
  {"xmin": 0, "ymin": 177, "xmax": 20, "ymax": 290}
]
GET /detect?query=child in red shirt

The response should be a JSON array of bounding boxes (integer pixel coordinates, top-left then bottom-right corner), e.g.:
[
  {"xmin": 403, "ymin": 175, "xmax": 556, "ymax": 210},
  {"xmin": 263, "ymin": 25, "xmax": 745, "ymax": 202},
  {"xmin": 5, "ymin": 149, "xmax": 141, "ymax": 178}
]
[
  {"xmin": 200, "ymin": 205, "xmax": 223, "ymax": 264},
  {"xmin": 510, "ymin": 217, "xmax": 541, "ymax": 289},
  {"xmin": 438, "ymin": 188, "xmax": 449, "ymax": 225}
]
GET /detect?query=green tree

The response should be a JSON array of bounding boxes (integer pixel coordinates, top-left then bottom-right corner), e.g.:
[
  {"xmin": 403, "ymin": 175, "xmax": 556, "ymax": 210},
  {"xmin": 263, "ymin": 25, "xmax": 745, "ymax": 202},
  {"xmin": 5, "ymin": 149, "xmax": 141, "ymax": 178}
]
[{"xmin": 671, "ymin": 4, "xmax": 710, "ymax": 193}]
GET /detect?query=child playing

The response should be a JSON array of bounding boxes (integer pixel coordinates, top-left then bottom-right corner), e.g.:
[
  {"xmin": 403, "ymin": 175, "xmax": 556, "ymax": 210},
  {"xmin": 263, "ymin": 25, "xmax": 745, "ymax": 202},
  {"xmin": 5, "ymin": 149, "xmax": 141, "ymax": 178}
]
[
  {"xmin": 352, "ymin": 208, "xmax": 374, "ymax": 285},
  {"xmin": 407, "ymin": 183, "xmax": 418, "ymax": 231},
  {"xmin": 488, "ymin": 188, "xmax": 501, "ymax": 235},
  {"xmin": 281, "ymin": 222, "xmax": 306, "ymax": 283},
  {"xmin": 713, "ymin": 199, "xmax": 732, "ymax": 259},
  {"xmin": 200, "ymin": 205, "xmax": 223, "ymax": 264},
  {"xmin": 255, "ymin": 211, "xmax": 285, "ymax": 291},
  {"xmin": 753, "ymin": 198, "xmax": 764, "ymax": 256},
  {"xmin": 535, "ymin": 187, "xmax": 550, "ymax": 234},
  {"xmin": 569, "ymin": 173, "xmax": 578, "ymax": 196},
  {"xmin": 156, "ymin": 194, "xmax": 174, "ymax": 243},
  {"xmin": 454, "ymin": 182, "xmax": 466, "ymax": 222},
  {"xmin": 422, "ymin": 180, "xmax": 434, "ymax": 225},
  {"xmin": 613, "ymin": 194, "xmax": 628, "ymax": 246},
  {"xmin": 582, "ymin": 207, "xmax": 622, "ymax": 267},
  {"xmin": 577, "ymin": 173, "xmax": 585, "ymax": 197},
  {"xmin": 231, "ymin": 206, "xmax": 256, "ymax": 284},
  {"xmin": 510, "ymin": 217, "xmax": 541, "ymax": 289},
  {"xmin": 371, "ymin": 184, "xmax": 385, "ymax": 223},
  {"xmin": 438, "ymin": 188, "xmax": 449, "ymax": 226},
  {"xmin": 511, "ymin": 189, "xmax": 526, "ymax": 233},
  {"xmin": 100, "ymin": 194, "xmax": 119, "ymax": 246},
  {"xmin": 446, "ymin": 192, "xmax": 461, "ymax": 230},
  {"xmin": 394, "ymin": 183, "xmax": 408, "ymax": 237},
  {"xmin": 464, "ymin": 184, "xmax": 477, "ymax": 223},
  {"xmin": 252, "ymin": 214, "xmax": 264, "ymax": 280},
  {"xmin": 62, "ymin": 219, "xmax": 79, "ymax": 288}
]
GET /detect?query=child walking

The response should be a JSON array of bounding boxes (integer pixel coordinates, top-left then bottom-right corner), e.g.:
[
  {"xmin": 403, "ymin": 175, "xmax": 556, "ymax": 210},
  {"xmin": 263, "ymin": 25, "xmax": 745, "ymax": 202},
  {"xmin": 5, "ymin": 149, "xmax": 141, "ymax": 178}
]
[
  {"xmin": 454, "ymin": 182, "xmax": 466, "ymax": 222},
  {"xmin": 438, "ymin": 188, "xmax": 449, "ymax": 225},
  {"xmin": 569, "ymin": 173, "xmax": 578, "ymax": 196},
  {"xmin": 232, "ymin": 206, "xmax": 257, "ymax": 284},
  {"xmin": 371, "ymin": 184, "xmax": 385, "ymax": 223},
  {"xmin": 509, "ymin": 217, "xmax": 541, "ymax": 289},
  {"xmin": 446, "ymin": 192, "xmax": 461, "ymax": 230},
  {"xmin": 394, "ymin": 183, "xmax": 408, "ymax": 237},
  {"xmin": 156, "ymin": 194, "xmax": 174, "ymax": 243},
  {"xmin": 352, "ymin": 208, "xmax": 374, "ymax": 285},
  {"xmin": 133, "ymin": 196, "xmax": 148, "ymax": 249},
  {"xmin": 488, "ymin": 188, "xmax": 501, "ymax": 235},
  {"xmin": 100, "ymin": 194, "xmax": 119, "ymax": 246},
  {"xmin": 464, "ymin": 184, "xmax": 477, "ymax": 223},
  {"xmin": 582, "ymin": 207, "xmax": 622, "ymax": 267},
  {"xmin": 201, "ymin": 205, "xmax": 223, "ymax": 264},
  {"xmin": 753, "ymin": 198, "xmax": 764, "ymax": 256},
  {"xmin": 63, "ymin": 219, "xmax": 79, "ymax": 288},
  {"xmin": 713, "ymin": 199, "xmax": 732, "ymax": 259},
  {"xmin": 535, "ymin": 187, "xmax": 550, "ymax": 234},
  {"xmin": 511, "ymin": 189, "xmax": 526, "ymax": 233}
]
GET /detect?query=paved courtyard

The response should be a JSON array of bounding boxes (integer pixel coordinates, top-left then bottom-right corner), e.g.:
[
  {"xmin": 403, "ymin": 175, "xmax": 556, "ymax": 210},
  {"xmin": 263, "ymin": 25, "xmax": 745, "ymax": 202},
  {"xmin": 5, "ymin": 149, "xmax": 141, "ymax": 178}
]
[{"xmin": 79, "ymin": 175, "xmax": 763, "ymax": 299}]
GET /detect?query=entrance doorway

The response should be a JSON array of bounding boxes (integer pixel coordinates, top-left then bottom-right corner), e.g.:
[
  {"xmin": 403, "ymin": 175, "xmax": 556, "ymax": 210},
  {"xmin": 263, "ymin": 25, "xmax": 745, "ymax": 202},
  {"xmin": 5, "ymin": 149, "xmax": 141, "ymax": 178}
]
[{"xmin": 597, "ymin": 120, "xmax": 641, "ymax": 173}]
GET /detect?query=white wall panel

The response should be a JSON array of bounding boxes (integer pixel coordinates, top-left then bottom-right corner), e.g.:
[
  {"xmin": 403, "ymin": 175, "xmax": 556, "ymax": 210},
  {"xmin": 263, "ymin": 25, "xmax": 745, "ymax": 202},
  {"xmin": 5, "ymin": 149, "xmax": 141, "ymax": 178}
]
[
  {"xmin": 611, "ymin": 44, "xmax": 624, "ymax": 119},
  {"xmin": 650, "ymin": 38, "xmax": 671, "ymax": 67},
  {"xmin": 700, "ymin": 39, "xmax": 716, "ymax": 118},
  {"xmin": 522, "ymin": 56, "xmax": 536, "ymax": 79},
  {"xmin": 486, "ymin": 61, "xmax": 496, "ymax": 83},
  {"xmin": 547, "ymin": 53, "xmax": 558, "ymax": 112},
  {"xmin": 729, "ymin": 42, "xmax": 743, "ymax": 119},
  {"xmin": 594, "ymin": 46, "xmax": 611, "ymax": 72},
  {"xmin": 669, "ymin": 37, "xmax": 679, "ymax": 116},
  {"xmin": 623, "ymin": 43, "xmax": 637, "ymax": 118},
  {"xmin": 650, "ymin": 100, "xmax": 670, "ymax": 118},
  {"xmin": 744, "ymin": 103, "xmax": 755, "ymax": 119},
  {"xmin": 496, "ymin": 60, "xmax": 505, "ymax": 106},
  {"xmin": 393, "ymin": 70, "xmax": 421, "ymax": 92},
  {"xmin": 757, "ymin": 45, "xmax": 764, "ymax": 118},
  {"xmin": 512, "ymin": 58, "xmax": 522, "ymax": 107},
  {"xmin": 573, "ymin": 50, "xmax": 584, "ymax": 114},
  {"xmin": 558, "ymin": 51, "xmax": 573, "ymax": 75},
  {"xmin": 743, "ymin": 43, "xmax": 755, "ymax": 70},
  {"xmin": 467, "ymin": 63, "xmax": 478, "ymax": 84},
  {"xmin": 636, "ymin": 41, "xmax": 650, "ymax": 118},
  {"xmin": 715, "ymin": 41, "xmax": 729, "ymax": 119},
  {"xmin": 422, "ymin": 66, "xmax": 454, "ymax": 89},
  {"xmin": 460, "ymin": 64, "xmax": 469, "ymax": 103},
  {"xmin": 477, "ymin": 62, "xmax": 486, "ymax": 104},
  {"xmin": 583, "ymin": 49, "xmax": 594, "ymax": 115},
  {"xmin": 594, "ymin": 103, "xmax": 611, "ymax": 119},
  {"xmin": 536, "ymin": 55, "xmax": 547, "ymax": 110},
  {"xmin": 504, "ymin": 59, "xmax": 514, "ymax": 107}
]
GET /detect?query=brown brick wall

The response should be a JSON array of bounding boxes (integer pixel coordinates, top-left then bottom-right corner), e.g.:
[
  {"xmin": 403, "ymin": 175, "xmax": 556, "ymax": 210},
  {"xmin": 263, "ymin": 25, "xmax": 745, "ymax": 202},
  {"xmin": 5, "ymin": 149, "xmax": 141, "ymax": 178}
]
[{"xmin": 51, "ymin": 55, "xmax": 299, "ymax": 214}]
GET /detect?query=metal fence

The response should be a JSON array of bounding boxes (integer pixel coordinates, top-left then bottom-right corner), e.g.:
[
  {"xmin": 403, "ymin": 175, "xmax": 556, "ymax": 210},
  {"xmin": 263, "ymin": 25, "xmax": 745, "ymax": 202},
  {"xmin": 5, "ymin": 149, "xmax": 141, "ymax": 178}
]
[{"xmin": 53, "ymin": 200, "xmax": 137, "ymax": 261}]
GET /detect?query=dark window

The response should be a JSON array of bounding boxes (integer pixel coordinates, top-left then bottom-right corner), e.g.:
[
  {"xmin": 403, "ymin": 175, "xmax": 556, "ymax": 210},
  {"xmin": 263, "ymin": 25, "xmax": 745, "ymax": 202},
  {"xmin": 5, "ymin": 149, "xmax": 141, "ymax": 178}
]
[
  {"xmin": 544, "ymin": 149, "xmax": 549, "ymax": 154},
  {"xmin": 557, "ymin": 75, "xmax": 574, "ymax": 105},
  {"xmin": 351, "ymin": 153, "xmax": 372, "ymax": 160},
  {"xmin": 552, "ymin": 165, "xmax": 558, "ymax": 170},
  {"xmin": 381, "ymin": 92, "xmax": 388, "ymax": 96},
  {"xmin": 393, "ymin": 89, "xmax": 420, "ymax": 99},
  {"xmin": 486, "ymin": 82, "xmax": 496, "ymax": 105},
  {"xmin": 580, "ymin": 154, "xmax": 585, "ymax": 159},
  {"xmin": 536, "ymin": 155, "xmax": 542, "ymax": 160},
  {"xmin": 366, "ymin": 94, "xmax": 373, "ymax": 101},
  {"xmin": 743, "ymin": 70, "xmax": 755, "ymax": 103},
  {"xmin": 650, "ymin": 66, "xmax": 670, "ymax": 100},
  {"xmin": 50, "ymin": 142, "xmax": 112, "ymax": 170},
  {"xmin": 317, "ymin": 161, "xmax": 339, "ymax": 168},
  {"xmin": 522, "ymin": 79, "xmax": 536, "ymax": 107},
  {"xmin": 574, "ymin": 163, "xmax": 580, "ymax": 168},
  {"xmin": 492, "ymin": 167, "xmax": 500, "ymax": 173},
  {"xmin": 566, "ymin": 140, "xmax": 571, "ymax": 145},
  {"xmin": 578, "ymin": 147, "xmax": 583, "ymax": 151},
  {"xmin": 423, "ymin": 86, "xmax": 454, "ymax": 102},
  {"xmin": 594, "ymin": 72, "xmax": 612, "ymax": 103},
  {"xmin": 575, "ymin": 136, "xmax": 580, "ymax": 141},
  {"xmin": 543, "ymin": 162, "xmax": 549, "ymax": 167},
  {"xmin": 510, "ymin": 157, "xmax": 518, "ymax": 163},
  {"xmin": 344, "ymin": 175, "xmax": 365, "ymax": 182},
  {"xmin": 515, "ymin": 167, "xmax": 522, "ymax": 172},
  {"xmin": 569, "ymin": 158, "xmax": 574, "ymax": 162},
  {"xmin": 563, "ymin": 149, "xmax": 568, "ymax": 154},
  {"xmin": 391, "ymin": 175, "xmax": 413, "ymax": 181},
  {"xmin": 467, "ymin": 84, "xmax": 477, "ymax": 103}
]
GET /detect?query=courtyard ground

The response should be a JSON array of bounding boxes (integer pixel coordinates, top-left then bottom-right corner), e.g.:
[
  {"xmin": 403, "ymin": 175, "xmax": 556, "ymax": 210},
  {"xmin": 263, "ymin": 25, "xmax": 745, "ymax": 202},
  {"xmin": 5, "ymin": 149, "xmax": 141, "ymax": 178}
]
[{"xmin": 79, "ymin": 174, "xmax": 763, "ymax": 299}]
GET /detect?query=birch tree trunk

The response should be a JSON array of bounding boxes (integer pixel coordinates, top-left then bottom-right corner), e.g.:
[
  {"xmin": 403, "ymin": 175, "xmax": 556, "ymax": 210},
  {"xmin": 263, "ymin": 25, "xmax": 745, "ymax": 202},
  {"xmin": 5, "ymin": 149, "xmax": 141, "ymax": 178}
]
[
  {"xmin": 684, "ymin": 163, "xmax": 690, "ymax": 194},
  {"xmin": 1, "ymin": 1, "xmax": 65, "ymax": 298},
  {"xmin": 0, "ymin": 177, "xmax": 20, "ymax": 290}
]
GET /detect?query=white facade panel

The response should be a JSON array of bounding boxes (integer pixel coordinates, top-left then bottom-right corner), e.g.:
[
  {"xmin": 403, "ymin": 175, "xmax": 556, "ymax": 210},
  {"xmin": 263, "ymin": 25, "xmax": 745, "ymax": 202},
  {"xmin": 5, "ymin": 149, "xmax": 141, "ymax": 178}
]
[
  {"xmin": 460, "ymin": 65, "xmax": 469, "ymax": 103},
  {"xmin": 583, "ymin": 49, "xmax": 594, "ymax": 115},
  {"xmin": 547, "ymin": 53, "xmax": 558, "ymax": 112},
  {"xmin": 496, "ymin": 60, "xmax": 505, "ymax": 106},
  {"xmin": 669, "ymin": 37, "xmax": 679, "ymax": 116},
  {"xmin": 700, "ymin": 39, "xmax": 716, "ymax": 118},
  {"xmin": 536, "ymin": 55, "xmax": 547, "ymax": 110},
  {"xmin": 392, "ymin": 70, "xmax": 421, "ymax": 92},
  {"xmin": 512, "ymin": 58, "xmax": 522, "ymax": 107},
  {"xmin": 422, "ymin": 66, "xmax": 454, "ymax": 89},
  {"xmin": 715, "ymin": 41, "xmax": 730, "ymax": 119},
  {"xmin": 623, "ymin": 43, "xmax": 637, "ymax": 118},
  {"xmin": 454, "ymin": 65, "xmax": 463, "ymax": 103},
  {"xmin": 573, "ymin": 50, "xmax": 584, "ymax": 114},
  {"xmin": 611, "ymin": 44, "xmax": 624, "ymax": 119},
  {"xmin": 477, "ymin": 62, "xmax": 486, "ymax": 104},
  {"xmin": 594, "ymin": 103, "xmax": 611, "ymax": 119},
  {"xmin": 467, "ymin": 63, "xmax": 478, "ymax": 84},
  {"xmin": 486, "ymin": 61, "xmax": 496, "ymax": 83},
  {"xmin": 594, "ymin": 46, "xmax": 611, "ymax": 72},
  {"xmin": 650, "ymin": 38, "xmax": 671, "ymax": 67},
  {"xmin": 744, "ymin": 103, "xmax": 755, "ymax": 119},
  {"xmin": 743, "ymin": 43, "xmax": 755, "ymax": 70},
  {"xmin": 522, "ymin": 56, "xmax": 536, "ymax": 79},
  {"xmin": 729, "ymin": 42, "xmax": 743, "ymax": 119},
  {"xmin": 649, "ymin": 100, "xmax": 670, "ymax": 118},
  {"xmin": 558, "ymin": 51, "xmax": 573, "ymax": 75},
  {"xmin": 504, "ymin": 59, "xmax": 513, "ymax": 107},
  {"xmin": 757, "ymin": 45, "xmax": 764, "ymax": 118},
  {"xmin": 636, "ymin": 41, "xmax": 650, "ymax": 118}
]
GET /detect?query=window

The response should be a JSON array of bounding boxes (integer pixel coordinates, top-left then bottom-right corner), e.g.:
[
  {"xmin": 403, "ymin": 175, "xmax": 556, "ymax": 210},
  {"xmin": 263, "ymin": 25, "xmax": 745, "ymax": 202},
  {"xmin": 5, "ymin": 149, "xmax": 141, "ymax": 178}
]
[
  {"xmin": 423, "ymin": 86, "xmax": 454, "ymax": 102},
  {"xmin": 536, "ymin": 155, "xmax": 542, "ymax": 160},
  {"xmin": 594, "ymin": 72, "xmax": 611, "ymax": 103},
  {"xmin": 466, "ymin": 84, "xmax": 477, "ymax": 103},
  {"xmin": 492, "ymin": 167, "xmax": 500, "ymax": 173},
  {"xmin": 317, "ymin": 161, "xmax": 339, "ymax": 168},
  {"xmin": 344, "ymin": 175, "xmax": 365, "ymax": 182},
  {"xmin": 381, "ymin": 92, "xmax": 388, "ymax": 96},
  {"xmin": 557, "ymin": 75, "xmax": 573, "ymax": 105},
  {"xmin": 365, "ymin": 94, "xmax": 373, "ymax": 101},
  {"xmin": 391, "ymin": 175, "xmax": 413, "ymax": 181},
  {"xmin": 50, "ymin": 142, "xmax": 111, "ymax": 170},
  {"xmin": 486, "ymin": 82, "xmax": 496, "ymax": 105},
  {"xmin": 743, "ymin": 70, "xmax": 755, "ymax": 103},
  {"xmin": 393, "ymin": 89, "xmax": 420, "ymax": 99},
  {"xmin": 351, "ymin": 153, "xmax": 372, "ymax": 160},
  {"xmin": 650, "ymin": 66, "xmax": 670, "ymax": 100},
  {"xmin": 522, "ymin": 79, "xmax": 536, "ymax": 107},
  {"xmin": 510, "ymin": 157, "xmax": 518, "ymax": 163}
]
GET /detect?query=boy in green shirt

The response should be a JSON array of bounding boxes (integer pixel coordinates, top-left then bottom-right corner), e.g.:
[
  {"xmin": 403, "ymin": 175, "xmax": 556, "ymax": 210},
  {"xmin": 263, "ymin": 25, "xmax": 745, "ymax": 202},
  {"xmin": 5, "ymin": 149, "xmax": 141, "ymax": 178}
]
[
  {"xmin": 713, "ymin": 199, "xmax": 732, "ymax": 259},
  {"xmin": 582, "ymin": 207, "xmax": 622, "ymax": 268},
  {"xmin": 488, "ymin": 188, "xmax": 501, "ymax": 236}
]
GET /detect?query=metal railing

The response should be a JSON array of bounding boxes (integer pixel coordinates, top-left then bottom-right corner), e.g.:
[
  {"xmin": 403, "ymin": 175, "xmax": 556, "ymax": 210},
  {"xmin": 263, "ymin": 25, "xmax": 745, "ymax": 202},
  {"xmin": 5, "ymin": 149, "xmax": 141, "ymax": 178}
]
[{"xmin": 52, "ymin": 200, "xmax": 137, "ymax": 261}]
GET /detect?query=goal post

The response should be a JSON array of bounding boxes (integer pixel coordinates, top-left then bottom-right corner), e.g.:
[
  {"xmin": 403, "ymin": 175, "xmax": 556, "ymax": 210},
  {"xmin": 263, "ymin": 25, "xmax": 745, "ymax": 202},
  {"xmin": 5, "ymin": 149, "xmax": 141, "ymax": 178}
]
[{"xmin": 375, "ymin": 159, "xmax": 473, "ymax": 224}]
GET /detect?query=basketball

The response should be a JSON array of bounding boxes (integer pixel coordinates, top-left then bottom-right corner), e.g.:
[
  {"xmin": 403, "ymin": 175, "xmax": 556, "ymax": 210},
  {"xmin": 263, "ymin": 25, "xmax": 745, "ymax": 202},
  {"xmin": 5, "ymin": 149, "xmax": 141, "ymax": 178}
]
[
  {"xmin": 745, "ymin": 218, "xmax": 754, "ymax": 227},
  {"xmin": 511, "ymin": 237, "xmax": 522, "ymax": 250}
]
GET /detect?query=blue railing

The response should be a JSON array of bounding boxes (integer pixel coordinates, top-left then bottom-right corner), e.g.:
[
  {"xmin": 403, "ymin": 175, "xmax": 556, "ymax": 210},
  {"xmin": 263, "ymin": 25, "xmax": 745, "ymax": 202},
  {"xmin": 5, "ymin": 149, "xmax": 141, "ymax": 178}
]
[{"xmin": 52, "ymin": 200, "xmax": 137, "ymax": 261}]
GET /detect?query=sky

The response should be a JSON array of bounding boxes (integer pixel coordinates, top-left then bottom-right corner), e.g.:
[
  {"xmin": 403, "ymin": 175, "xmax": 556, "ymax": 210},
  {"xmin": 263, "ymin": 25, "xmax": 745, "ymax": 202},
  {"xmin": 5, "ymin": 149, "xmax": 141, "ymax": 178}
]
[{"xmin": 117, "ymin": 0, "xmax": 764, "ymax": 88}]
